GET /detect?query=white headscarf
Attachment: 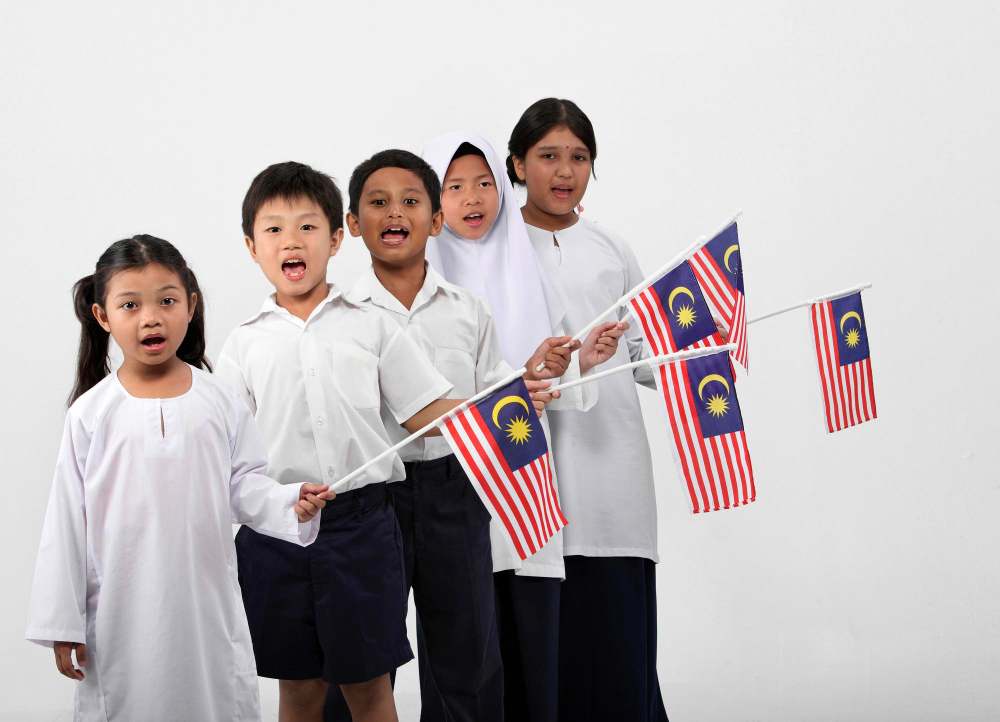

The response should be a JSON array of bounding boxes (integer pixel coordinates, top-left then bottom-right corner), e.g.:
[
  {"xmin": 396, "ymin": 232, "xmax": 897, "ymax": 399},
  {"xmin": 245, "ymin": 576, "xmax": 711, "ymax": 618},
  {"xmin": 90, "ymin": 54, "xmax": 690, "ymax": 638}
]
[{"xmin": 423, "ymin": 131, "xmax": 564, "ymax": 367}]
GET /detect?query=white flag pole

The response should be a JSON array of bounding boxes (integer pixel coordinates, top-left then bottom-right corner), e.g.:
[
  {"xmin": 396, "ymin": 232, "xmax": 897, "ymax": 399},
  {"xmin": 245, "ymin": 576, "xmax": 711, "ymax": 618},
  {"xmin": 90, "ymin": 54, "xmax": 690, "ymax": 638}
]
[
  {"xmin": 533, "ymin": 212, "xmax": 742, "ymax": 373},
  {"xmin": 328, "ymin": 366, "xmax": 526, "ymax": 493},
  {"xmin": 748, "ymin": 282, "xmax": 872, "ymax": 326},
  {"xmin": 547, "ymin": 344, "xmax": 737, "ymax": 394}
]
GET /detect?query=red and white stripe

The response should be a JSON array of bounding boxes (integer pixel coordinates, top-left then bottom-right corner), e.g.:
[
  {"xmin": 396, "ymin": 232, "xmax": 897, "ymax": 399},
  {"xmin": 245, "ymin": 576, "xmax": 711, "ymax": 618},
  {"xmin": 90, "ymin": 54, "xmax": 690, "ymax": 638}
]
[
  {"xmin": 810, "ymin": 301, "xmax": 877, "ymax": 433},
  {"xmin": 656, "ymin": 359, "xmax": 756, "ymax": 514},
  {"xmin": 690, "ymin": 247, "xmax": 749, "ymax": 370},
  {"xmin": 629, "ymin": 285, "xmax": 723, "ymax": 357},
  {"xmin": 441, "ymin": 407, "xmax": 566, "ymax": 561}
]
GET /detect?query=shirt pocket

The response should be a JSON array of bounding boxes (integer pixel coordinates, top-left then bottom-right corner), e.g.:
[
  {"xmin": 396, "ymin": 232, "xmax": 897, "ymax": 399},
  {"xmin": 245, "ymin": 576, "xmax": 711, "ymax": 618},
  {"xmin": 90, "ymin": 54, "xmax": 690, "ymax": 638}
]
[
  {"xmin": 327, "ymin": 342, "xmax": 380, "ymax": 410},
  {"xmin": 433, "ymin": 344, "xmax": 477, "ymax": 399}
]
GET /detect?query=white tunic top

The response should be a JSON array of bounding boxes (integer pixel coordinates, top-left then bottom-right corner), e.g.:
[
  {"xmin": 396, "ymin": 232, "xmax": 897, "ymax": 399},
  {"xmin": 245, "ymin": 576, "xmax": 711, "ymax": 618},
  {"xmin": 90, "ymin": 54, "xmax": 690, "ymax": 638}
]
[
  {"xmin": 347, "ymin": 265, "xmax": 568, "ymax": 578},
  {"xmin": 26, "ymin": 366, "xmax": 320, "ymax": 722},
  {"xmin": 527, "ymin": 218, "xmax": 660, "ymax": 562},
  {"xmin": 216, "ymin": 285, "xmax": 452, "ymax": 493}
]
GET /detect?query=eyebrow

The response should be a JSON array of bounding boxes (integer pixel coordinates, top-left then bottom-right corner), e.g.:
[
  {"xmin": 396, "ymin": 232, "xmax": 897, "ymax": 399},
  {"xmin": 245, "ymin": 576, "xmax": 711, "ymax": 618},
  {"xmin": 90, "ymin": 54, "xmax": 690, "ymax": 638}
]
[
  {"xmin": 446, "ymin": 173, "xmax": 493, "ymax": 183},
  {"xmin": 364, "ymin": 187, "xmax": 426, "ymax": 197},
  {"xmin": 536, "ymin": 145, "xmax": 590, "ymax": 153},
  {"xmin": 258, "ymin": 212, "xmax": 322, "ymax": 222}
]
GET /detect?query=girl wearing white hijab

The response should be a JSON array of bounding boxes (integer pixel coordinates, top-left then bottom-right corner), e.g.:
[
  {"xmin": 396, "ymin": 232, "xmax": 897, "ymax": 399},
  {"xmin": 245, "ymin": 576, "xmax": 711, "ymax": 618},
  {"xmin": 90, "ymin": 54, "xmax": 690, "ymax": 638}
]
[{"xmin": 422, "ymin": 132, "xmax": 626, "ymax": 722}]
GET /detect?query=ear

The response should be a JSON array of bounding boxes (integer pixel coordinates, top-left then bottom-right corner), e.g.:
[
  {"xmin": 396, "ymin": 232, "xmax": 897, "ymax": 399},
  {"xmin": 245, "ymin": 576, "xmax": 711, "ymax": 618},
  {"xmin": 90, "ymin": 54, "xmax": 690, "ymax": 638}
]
[
  {"xmin": 345, "ymin": 212, "xmax": 362, "ymax": 238},
  {"xmin": 91, "ymin": 304, "xmax": 111, "ymax": 333},
  {"xmin": 187, "ymin": 292, "xmax": 198, "ymax": 323},
  {"xmin": 512, "ymin": 155, "xmax": 527, "ymax": 182},
  {"xmin": 244, "ymin": 235, "xmax": 259, "ymax": 263},
  {"xmin": 430, "ymin": 209, "xmax": 444, "ymax": 237},
  {"xmin": 328, "ymin": 227, "xmax": 345, "ymax": 258}
]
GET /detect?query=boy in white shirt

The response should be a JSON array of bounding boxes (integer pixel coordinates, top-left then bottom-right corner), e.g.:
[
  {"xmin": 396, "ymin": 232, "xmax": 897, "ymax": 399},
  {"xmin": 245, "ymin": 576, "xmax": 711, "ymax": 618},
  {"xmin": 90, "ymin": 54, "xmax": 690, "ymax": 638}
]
[
  {"xmin": 217, "ymin": 161, "xmax": 465, "ymax": 722},
  {"xmin": 326, "ymin": 149, "xmax": 605, "ymax": 722}
]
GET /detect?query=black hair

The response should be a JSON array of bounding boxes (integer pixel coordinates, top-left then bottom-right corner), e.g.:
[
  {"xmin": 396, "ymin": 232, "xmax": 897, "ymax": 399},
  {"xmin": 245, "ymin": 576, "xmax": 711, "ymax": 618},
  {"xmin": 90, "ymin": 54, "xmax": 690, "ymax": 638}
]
[
  {"xmin": 506, "ymin": 97, "xmax": 598, "ymax": 186},
  {"xmin": 69, "ymin": 234, "xmax": 211, "ymax": 405},
  {"xmin": 242, "ymin": 161, "xmax": 344, "ymax": 238},
  {"xmin": 451, "ymin": 142, "xmax": 487, "ymax": 163},
  {"xmin": 348, "ymin": 149, "xmax": 442, "ymax": 215}
]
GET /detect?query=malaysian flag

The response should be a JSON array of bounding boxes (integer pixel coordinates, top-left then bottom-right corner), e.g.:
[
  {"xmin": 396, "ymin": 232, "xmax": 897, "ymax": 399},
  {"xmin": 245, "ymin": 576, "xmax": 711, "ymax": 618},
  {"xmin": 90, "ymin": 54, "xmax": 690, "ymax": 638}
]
[
  {"xmin": 689, "ymin": 221, "xmax": 749, "ymax": 370},
  {"xmin": 811, "ymin": 292, "xmax": 877, "ymax": 433},
  {"xmin": 629, "ymin": 260, "xmax": 725, "ymax": 356},
  {"xmin": 440, "ymin": 377, "xmax": 566, "ymax": 560},
  {"xmin": 656, "ymin": 348, "xmax": 756, "ymax": 513}
]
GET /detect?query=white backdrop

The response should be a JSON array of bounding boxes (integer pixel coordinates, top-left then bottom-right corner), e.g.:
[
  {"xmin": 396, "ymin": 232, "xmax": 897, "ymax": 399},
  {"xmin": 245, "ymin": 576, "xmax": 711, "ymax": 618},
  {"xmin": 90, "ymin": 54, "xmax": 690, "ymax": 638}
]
[{"xmin": 2, "ymin": 2, "xmax": 998, "ymax": 720}]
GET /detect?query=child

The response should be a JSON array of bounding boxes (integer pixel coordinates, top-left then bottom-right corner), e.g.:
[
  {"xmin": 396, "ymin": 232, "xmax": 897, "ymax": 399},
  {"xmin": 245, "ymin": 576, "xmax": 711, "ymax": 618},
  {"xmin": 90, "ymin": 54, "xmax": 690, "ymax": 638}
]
[
  {"xmin": 422, "ymin": 132, "xmax": 628, "ymax": 722},
  {"xmin": 217, "ymin": 162, "xmax": 464, "ymax": 722},
  {"xmin": 25, "ymin": 235, "xmax": 331, "ymax": 722},
  {"xmin": 334, "ymin": 148, "xmax": 572, "ymax": 722},
  {"xmin": 507, "ymin": 98, "xmax": 670, "ymax": 722}
]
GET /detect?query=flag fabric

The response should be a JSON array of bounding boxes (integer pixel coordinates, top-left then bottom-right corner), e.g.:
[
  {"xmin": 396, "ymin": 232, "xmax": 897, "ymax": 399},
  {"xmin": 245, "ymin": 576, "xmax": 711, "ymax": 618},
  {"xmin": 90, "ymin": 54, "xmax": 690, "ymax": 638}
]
[
  {"xmin": 440, "ymin": 377, "xmax": 566, "ymax": 560},
  {"xmin": 810, "ymin": 292, "xmax": 877, "ymax": 433},
  {"xmin": 689, "ymin": 221, "xmax": 749, "ymax": 370},
  {"xmin": 655, "ymin": 349, "xmax": 756, "ymax": 513},
  {"xmin": 629, "ymin": 259, "xmax": 725, "ymax": 356}
]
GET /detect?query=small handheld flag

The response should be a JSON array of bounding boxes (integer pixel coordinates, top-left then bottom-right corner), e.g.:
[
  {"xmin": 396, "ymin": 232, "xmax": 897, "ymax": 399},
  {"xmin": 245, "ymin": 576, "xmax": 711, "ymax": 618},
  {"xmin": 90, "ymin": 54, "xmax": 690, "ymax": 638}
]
[
  {"xmin": 440, "ymin": 377, "xmax": 566, "ymax": 560},
  {"xmin": 628, "ymin": 260, "xmax": 724, "ymax": 356},
  {"xmin": 689, "ymin": 221, "xmax": 749, "ymax": 370},
  {"xmin": 810, "ymin": 292, "xmax": 877, "ymax": 433},
  {"xmin": 655, "ymin": 348, "xmax": 756, "ymax": 513}
]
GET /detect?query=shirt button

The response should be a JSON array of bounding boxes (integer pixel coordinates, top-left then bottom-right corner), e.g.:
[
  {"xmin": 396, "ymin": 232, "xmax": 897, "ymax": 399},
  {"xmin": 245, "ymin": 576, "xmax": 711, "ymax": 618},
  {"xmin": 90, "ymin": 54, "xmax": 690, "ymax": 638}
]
[
  {"xmin": 316, "ymin": 416, "xmax": 325, "ymax": 426},
  {"xmin": 327, "ymin": 466, "xmax": 335, "ymax": 477},
  {"xmin": 309, "ymin": 368, "xmax": 316, "ymax": 376}
]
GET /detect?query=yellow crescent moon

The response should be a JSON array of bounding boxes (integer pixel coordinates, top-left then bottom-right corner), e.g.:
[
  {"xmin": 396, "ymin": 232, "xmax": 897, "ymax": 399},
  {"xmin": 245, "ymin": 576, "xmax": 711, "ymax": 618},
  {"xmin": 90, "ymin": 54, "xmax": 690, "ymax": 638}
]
[
  {"xmin": 492, "ymin": 395, "xmax": 530, "ymax": 428},
  {"xmin": 667, "ymin": 286, "xmax": 695, "ymax": 312},
  {"xmin": 723, "ymin": 244, "xmax": 740, "ymax": 273},
  {"xmin": 697, "ymin": 373, "xmax": 731, "ymax": 400},
  {"xmin": 839, "ymin": 311, "xmax": 863, "ymax": 332}
]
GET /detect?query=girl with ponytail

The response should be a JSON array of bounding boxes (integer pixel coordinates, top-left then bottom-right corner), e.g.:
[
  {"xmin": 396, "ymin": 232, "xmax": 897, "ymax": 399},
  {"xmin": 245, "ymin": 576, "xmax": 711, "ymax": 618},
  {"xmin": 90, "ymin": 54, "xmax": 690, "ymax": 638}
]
[{"xmin": 27, "ymin": 235, "xmax": 333, "ymax": 722}]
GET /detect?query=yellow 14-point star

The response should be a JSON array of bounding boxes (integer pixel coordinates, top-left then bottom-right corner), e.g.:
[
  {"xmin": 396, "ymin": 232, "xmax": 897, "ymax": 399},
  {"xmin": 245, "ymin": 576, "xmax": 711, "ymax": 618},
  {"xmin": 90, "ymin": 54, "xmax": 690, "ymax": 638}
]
[
  {"xmin": 675, "ymin": 304, "xmax": 697, "ymax": 328},
  {"xmin": 705, "ymin": 393, "xmax": 729, "ymax": 418},
  {"xmin": 505, "ymin": 416, "xmax": 532, "ymax": 444},
  {"xmin": 845, "ymin": 328, "xmax": 861, "ymax": 348}
]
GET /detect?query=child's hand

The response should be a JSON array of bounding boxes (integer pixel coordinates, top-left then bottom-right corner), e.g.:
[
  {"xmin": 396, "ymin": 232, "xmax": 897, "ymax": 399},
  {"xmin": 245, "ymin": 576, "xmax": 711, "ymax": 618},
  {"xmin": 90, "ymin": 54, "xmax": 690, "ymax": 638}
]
[
  {"xmin": 714, "ymin": 318, "xmax": 730, "ymax": 341},
  {"xmin": 54, "ymin": 641, "xmax": 87, "ymax": 680},
  {"xmin": 525, "ymin": 379, "xmax": 560, "ymax": 415},
  {"xmin": 296, "ymin": 483, "xmax": 335, "ymax": 522},
  {"xmin": 524, "ymin": 336, "xmax": 582, "ymax": 380},
  {"xmin": 580, "ymin": 321, "xmax": 629, "ymax": 373}
]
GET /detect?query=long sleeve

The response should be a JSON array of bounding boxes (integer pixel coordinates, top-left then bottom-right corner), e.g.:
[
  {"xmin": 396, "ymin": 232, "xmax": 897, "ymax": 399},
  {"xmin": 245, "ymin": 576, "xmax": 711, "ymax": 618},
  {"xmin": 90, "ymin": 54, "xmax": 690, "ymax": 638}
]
[
  {"xmin": 26, "ymin": 414, "xmax": 90, "ymax": 647},
  {"xmin": 228, "ymin": 399, "xmax": 319, "ymax": 546},
  {"xmin": 621, "ymin": 239, "xmax": 657, "ymax": 390}
]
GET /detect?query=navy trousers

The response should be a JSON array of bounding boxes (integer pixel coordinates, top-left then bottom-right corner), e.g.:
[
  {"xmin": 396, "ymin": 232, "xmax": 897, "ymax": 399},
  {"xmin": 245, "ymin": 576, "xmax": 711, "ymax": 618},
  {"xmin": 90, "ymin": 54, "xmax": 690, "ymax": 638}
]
[
  {"xmin": 494, "ymin": 571, "xmax": 561, "ymax": 722},
  {"xmin": 325, "ymin": 455, "xmax": 502, "ymax": 722},
  {"xmin": 558, "ymin": 556, "xmax": 669, "ymax": 722}
]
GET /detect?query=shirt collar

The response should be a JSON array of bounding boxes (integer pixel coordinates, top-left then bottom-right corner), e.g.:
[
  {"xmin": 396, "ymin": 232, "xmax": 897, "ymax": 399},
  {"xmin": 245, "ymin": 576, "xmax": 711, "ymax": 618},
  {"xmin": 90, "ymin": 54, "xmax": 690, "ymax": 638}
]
[
  {"xmin": 348, "ymin": 263, "xmax": 460, "ymax": 316},
  {"xmin": 240, "ymin": 283, "xmax": 344, "ymax": 326}
]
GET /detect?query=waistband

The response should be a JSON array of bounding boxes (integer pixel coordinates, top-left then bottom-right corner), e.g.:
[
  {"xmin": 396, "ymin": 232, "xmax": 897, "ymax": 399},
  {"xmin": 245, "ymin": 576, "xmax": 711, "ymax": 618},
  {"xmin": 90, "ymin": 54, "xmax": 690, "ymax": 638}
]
[{"xmin": 321, "ymin": 481, "xmax": 387, "ymax": 526}]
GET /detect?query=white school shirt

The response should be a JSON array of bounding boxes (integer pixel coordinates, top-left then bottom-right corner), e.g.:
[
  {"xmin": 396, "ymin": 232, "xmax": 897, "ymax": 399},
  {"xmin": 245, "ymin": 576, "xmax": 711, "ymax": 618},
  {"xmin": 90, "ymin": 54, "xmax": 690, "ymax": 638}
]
[
  {"xmin": 216, "ymin": 285, "xmax": 453, "ymax": 494},
  {"xmin": 26, "ymin": 366, "xmax": 319, "ymax": 722},
  {"xmin": 347, "ymin": 265, "xmax": 567, "ymax": 578},
  {"xmin": 527, "ymin": 217, "xmax": 660, "ymax": 562}
]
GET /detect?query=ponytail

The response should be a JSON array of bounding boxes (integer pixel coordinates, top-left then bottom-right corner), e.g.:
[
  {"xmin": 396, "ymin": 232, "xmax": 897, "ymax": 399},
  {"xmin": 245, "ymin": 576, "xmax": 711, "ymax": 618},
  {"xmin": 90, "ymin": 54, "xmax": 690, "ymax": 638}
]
[
  {"xmin": 69, "ymin": 274, "xmax": 111, "ymax": 405},
  {"xmin": 177, "ymin": 266, "xmax": 211, "ymax": 373}
]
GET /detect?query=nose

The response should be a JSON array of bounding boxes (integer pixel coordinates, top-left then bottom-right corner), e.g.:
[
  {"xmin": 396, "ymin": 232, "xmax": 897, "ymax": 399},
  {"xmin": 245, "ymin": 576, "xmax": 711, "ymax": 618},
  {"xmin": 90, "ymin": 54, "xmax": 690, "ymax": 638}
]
[
  {"xmin": 140, "ymin": 307, "xmax": 163, "ymax": 328},
  {"xmin": 463, "ymin": 188, "xmax": 482, "ymax": 206},
  {"xmin": 555, "ymin": 159, "xmax": 573, "ymax": 178},
  {"xmin": 387, "ymin": 201, "xmax": 404, "ymax": 218}
]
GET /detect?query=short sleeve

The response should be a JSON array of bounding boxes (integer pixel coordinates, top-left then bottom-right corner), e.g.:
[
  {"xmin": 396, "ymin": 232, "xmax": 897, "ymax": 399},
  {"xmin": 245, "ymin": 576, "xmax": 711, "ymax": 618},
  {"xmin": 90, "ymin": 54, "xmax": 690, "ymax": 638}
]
[{"xmin": 377, "ymin": 317, "xmax": 453, "ymax": 423}]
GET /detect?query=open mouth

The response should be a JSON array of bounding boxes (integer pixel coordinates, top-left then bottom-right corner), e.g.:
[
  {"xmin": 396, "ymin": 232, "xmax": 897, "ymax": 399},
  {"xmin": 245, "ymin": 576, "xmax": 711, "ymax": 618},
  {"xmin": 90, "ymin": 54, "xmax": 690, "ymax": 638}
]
[
  {"xmin": 282, "ymin": 258, "xmax": 307, "ymax": 281},
  {"xmin": 141, "ymin": 335, "xmax": 167, "ymax": 352},
  {"xmin": 380, "ymin": 226, "xmax": 410, "ymax": 246},
  {"xmin": 551, "ymin": 186, "xmax": 573, "ymax": 200},
  {"xmin": 463, "ymin": 212, "xmax": 485, "ymax": 228}
]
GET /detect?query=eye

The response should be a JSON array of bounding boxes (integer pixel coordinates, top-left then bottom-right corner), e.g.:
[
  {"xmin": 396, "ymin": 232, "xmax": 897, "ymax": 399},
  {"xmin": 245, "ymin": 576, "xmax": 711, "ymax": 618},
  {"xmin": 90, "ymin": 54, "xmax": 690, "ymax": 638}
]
[
  {"xmin": 120, "ymin": 301, "xmax": 137, "ymax": 310},
  {"xmin": 448, "ymin": 184, "xmax": 461, "ymax": 191},
  {"xmin": 403, "ymin": 197, "xmax": 418, "ymax": 205},
  {"xmin": 300, "ymin": 224, "xmax": 316, "ymax": 231},
  {"xmin": 161, "ymin": 297, "xmax": 176, "ymax": 306},
  {"xmin": 541, "ymin": 152, "xmax": 556, "ymax": 160},
  {"xmin": 479, "ymin": 180, "xmax": 493, "ymax": 189},
  {"xmin": 371, "ymin": 199, "xmax": 386, "ymax": 207},
  {"xmin": 264, "ymin": 226, "xmax": 280, "ymax": 233},
  {"xmin": 574, "ymin": 154, "xmax": 589, "ymax": 162}
]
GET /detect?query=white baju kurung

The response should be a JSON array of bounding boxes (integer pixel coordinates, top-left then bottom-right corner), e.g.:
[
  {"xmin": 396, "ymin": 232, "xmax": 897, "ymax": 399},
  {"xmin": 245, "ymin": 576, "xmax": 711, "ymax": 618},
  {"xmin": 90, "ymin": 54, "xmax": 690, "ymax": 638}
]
[
  {"xmin": 527, "ymin": 217, "xmax": 660, "ymax": 562},
  {"xmin": 26, "ymin": 366, "xmax": 319, "ymax": 722}
]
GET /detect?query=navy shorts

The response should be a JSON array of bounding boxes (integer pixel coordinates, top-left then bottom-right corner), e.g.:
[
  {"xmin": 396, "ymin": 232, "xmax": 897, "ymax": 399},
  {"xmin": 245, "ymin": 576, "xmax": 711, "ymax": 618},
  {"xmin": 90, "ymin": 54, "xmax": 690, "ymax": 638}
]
[{"xmin": 235, "ymin": 482, "xmax": 413, "ymax": 685}]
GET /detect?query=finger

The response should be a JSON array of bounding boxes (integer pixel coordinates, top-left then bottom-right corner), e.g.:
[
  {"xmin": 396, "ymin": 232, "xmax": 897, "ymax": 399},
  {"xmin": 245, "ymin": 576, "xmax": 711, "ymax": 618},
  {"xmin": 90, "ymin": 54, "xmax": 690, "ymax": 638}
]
[
  {"xmin": 305, "ymin": 493, "xmax": 327, "ymax": 509},
  {"xmin": 296, "ymin": 500, "xmax": 317, "ymax": 517},
  {"xmin": 546, "ymin": 335, "xmax": 573, "ymax": 348},
  {"xmin": 75, "ymin": 644, "xmax": 88, "ymax": 669},
  {"xmin": 318, "ymin": 491, "xmax": 337, "ymax": 501}
]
